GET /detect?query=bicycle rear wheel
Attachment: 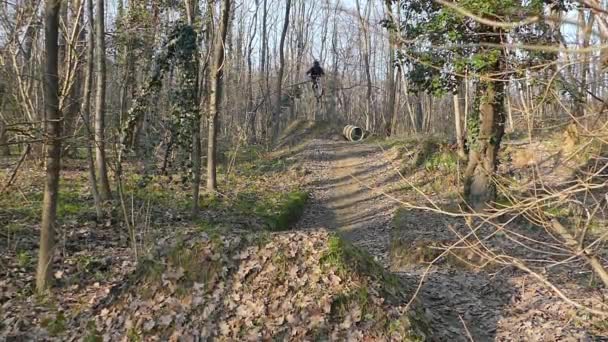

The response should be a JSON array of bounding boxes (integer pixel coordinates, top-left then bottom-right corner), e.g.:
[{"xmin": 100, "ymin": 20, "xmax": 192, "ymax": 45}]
[{"xmin": 313, "ymin": 80, "xmax": 322, "ymax": 99}]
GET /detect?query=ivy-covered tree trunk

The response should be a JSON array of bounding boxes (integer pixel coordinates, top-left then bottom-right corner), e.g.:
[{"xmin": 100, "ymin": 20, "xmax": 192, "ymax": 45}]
[
  {"xmin": 184, "ymin": 0, "xmax": 201, "ymax": 218},
  {"xmin": 464, "ymin": 66, "xmax": 506, "ymax": 208}
]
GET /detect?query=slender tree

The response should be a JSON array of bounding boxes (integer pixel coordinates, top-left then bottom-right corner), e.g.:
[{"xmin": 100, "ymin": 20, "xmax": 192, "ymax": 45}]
[
  {"xmin": 81, "ymin": 0, "xmax": 103, "ymax": 219},
  {"xmin": 246, "ymin": 0, "xmax": 259, "ymax": 143},
  {"xmin": 260, "ymin": 0, "xmax": 269, "ymax": 140},
  {"xmin": 60, "ymin": 0, "xmax": 84, "ymax": 157},
  {"xmin": 0, "ymin": 120, "xmax": 9, "ymax": 156},
  {"xmin": 355, "ymin": 0, "xmax": 373, "ymax": 131},
  {"xmin": 453, "ymin": 92, "xmax": 466, "ymax": 159},
  {"xmin": 94, "ymin": 0, "xmax": 111, "ymax": 200},
  {"xmin": 272, "ymin": 0, "xmax": 292, "ymax": 139},
  {"xmin": 207, "ymin": 0, "xmax": 231, "ymax": 192},
  {"xmin": 184, "ymin": 0, "xmax": 202, "ymax": 216},
  {"xmin": 36, "ymin": 0, "xmax": 61, "ymax": 293},
  {"xmin": 384, "ymin": 0, "xmax": 399, "ymax": 136}
]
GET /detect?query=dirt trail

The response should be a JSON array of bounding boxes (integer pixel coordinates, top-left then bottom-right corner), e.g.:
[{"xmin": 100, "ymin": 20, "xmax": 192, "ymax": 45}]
[
  {"xmin": 295, "ymin": 138, "xmax": 594, "ymax": 341},
  {"xmin": 296, "ymin": 140, "xmax": 399, "ymax": 265}
]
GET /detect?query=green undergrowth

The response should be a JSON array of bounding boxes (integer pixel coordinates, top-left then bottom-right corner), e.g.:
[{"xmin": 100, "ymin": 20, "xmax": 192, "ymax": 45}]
[
  {"xmin": 368, "ymin": 134, "xmax": 444, "ymax": 149},
  {"xmin": 121, "ymin": 173, "xmax": 191, "ymax": 210},
  {"xmin": 372, "ymin": 135, "xmax": 459, "ymax": 174},
  {"xmin": 321, "ymin": 235, "xmax": 402, "ymax": 301},
  {"xmin": 197, "ymin": 189, "xmax": 308, "ymax": 233},
  {"xmin": 421, "ymin": 148, "xmax": 458, "ymax": 172},
  {"xmin": 0, "ymin": 182, "xmax": 93, "ymax": 226},
  {"xmin": 366, "ymin": 135, "xmax": 421, "ymax": 150},
  {"xmin": 212, "ymin": 144, "xmax": 309, "ymax": 232},
  {"xmin": 256, "ymin": 190, "xmax": 308, "ymax": 231},
  {"xmin": 411, "ymin": 139, "xmax": 458, "ymax": 172},
  {"xmin": 233, "ymin": 151, "xmax": 296, "ymax": 177}
]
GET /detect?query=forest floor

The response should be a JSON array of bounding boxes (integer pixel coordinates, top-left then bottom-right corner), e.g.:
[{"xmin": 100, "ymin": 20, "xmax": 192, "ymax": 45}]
[{"xmin": 1, "ymin": 120, "xmax": 608, "ymax": 340}]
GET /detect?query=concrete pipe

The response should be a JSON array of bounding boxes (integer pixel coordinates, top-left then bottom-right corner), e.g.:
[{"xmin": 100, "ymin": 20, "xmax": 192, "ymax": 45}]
[{"xmin": 343, "ymin": 125, "xmax": 364, "ymax": 142}]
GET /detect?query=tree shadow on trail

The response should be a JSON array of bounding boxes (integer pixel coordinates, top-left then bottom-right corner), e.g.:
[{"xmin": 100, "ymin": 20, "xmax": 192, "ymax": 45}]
[
  {"xmin": 390, "ymin": 208, "xmax": 514, "ymax": 341},
  {"xmin": 298, "ymin": 139, "xmax": 514, "ymax": 341}
]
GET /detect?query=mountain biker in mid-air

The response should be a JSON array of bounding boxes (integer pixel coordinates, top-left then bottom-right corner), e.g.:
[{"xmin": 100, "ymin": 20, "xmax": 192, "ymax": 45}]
[{"xmin": 306, "ymin": 60, "xmax": 325, "ymax": 102}]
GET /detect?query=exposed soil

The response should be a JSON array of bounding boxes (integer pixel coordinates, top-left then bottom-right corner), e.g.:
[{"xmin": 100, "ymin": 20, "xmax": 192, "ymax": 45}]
[{"xmin": 294, "ymin": 137, "xmax": 608, "ymax": 341}]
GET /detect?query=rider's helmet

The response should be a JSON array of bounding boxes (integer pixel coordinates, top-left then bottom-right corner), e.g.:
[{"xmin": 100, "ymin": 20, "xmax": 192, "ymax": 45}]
[{"xmin": 313, "ymin": 60, "xmax": 320, "ymax": 67}]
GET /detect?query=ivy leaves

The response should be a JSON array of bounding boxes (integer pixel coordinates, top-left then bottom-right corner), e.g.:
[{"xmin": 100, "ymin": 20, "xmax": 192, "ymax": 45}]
[
  {"xmin": 119, "ymin": 23, "xmax": 198, "ymax": 170},
  {"xmin": 166, "ymin": 23, "xmax": 199, "ymax": 176},
  {"xmin": 385, "ymin": 0, "xmax": 567, "ymax": 94}
]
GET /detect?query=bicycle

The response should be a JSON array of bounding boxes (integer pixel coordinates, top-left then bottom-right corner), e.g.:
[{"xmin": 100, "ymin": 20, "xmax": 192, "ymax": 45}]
[{"xmin": 311, "ymin": 77, "xmax": 323, "ymax": 103}]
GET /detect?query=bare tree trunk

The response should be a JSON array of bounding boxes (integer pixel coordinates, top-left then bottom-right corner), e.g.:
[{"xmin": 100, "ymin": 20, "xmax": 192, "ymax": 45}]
[
  {"xmin": 580, "ymin": 10, "xmax": 594, "ymax": 125},
  {"xmin": 246, "ymin": 0, "xmax": 259, "ymax": 143},
  {"xmin": 37, "ymin": 0, "xmax": 61, "ymax": 293},
  {"xmin": 390, "ymin": 69, "xmax": 401, "ymax": 135},
  {"xmin": 199, "ymin": 0, "xmax": 214, "ymax": 160},
  {"xmin": 272, "ymin": 0, "xmax": 292, "ymax": 139},
  {"xmin": 207, "ymin": 0, "xmax": 231, "ymax": 192},
  {"xmin": 0, "ymin": 121, "xmax": 9, "ymax": 156},
  {"xmin": 383, "ymin": 0, "xmax": 398, "ymax": 136},
  {"xmin": 60, "ymin": 0, "xmax": 84, "ymax": 158},
  {"xmin": 506, "ymin": 87, "xmax": 514, "ymax": 132},
  {"xmin": 328, "ymin": 2, "xmax": 340, "ymax": 119},
  {"xmin": 94, "ymin": 0, "xmax": 111, "ymax": 200},
  {"xmin": 385, "ymin": 63, "xmax": 397, "ymax": 136},
  {"xmin": 401, "ymin": 75, "xmax": 419, "ymax": 134},
  {"xmin": 82, "ymin": 0, "xmax": 102, "ymax": 220},
  {"xmin": 415, "ymin": 93, "xmax": 424, "ymax": 132},
  {"xmin": 260, "ymin": 0, "xmax": 269, "ymax": 141},
  {"xmin": 453, "ymin": 93, "xmax": 466, "ymax": 159},
  {"xmin": 191, "ymin": 76, "xmax": 202, "ymax": 214},
  {"xmin": 355, "ymin": 0, "xmax": 372, "ymax": 131}
]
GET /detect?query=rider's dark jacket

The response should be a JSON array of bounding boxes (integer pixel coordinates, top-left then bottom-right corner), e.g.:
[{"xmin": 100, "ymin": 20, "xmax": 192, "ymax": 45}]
[{"xmin": 306, "ymin": 65, "xmax": 325, "ymax": 79}]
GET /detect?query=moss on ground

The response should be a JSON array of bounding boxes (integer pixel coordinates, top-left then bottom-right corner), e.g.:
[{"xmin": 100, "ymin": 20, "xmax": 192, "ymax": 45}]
[
  {"xmin": 0, "ymin": 185, "xmax": 92, "ymax": 224},
  {"xmin": 122, "ymin": 174, "xmax": 191, "ymax": 210},
  {"xmin": 321, "ymin": 235, "xmax": 401, "ymax": 300},
  {"xmin": 257, "ymin": 190, "xmax": 308, "ymax": 231},
  {"xmin": 422, "ymin": 149, "xmax": 458, "ymax": 172},
  {"xmin": 320, "ymin": 234, "xmax": 430, "ymax": 339}
]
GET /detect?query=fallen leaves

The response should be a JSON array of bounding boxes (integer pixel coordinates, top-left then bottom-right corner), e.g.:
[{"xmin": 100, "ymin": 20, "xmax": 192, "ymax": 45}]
[{"xmin": 50, "ymin": 229, "xmax": 427, "ymax": 341}]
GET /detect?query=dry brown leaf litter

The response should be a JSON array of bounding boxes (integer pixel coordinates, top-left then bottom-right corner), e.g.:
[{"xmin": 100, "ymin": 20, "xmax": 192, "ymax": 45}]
[{"xmin": 69, "ymin": 229, "xmax": 428, "ymax": 341}]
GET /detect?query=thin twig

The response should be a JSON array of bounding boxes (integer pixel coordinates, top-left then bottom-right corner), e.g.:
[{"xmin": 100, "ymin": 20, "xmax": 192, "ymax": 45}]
[
  {"xmin": 1, "ymin": 143, "xmax": 30, "ymax": 193},
  {"xmin": 459, "ymin": 314, "xmax": 475, "ymax": 342}
]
